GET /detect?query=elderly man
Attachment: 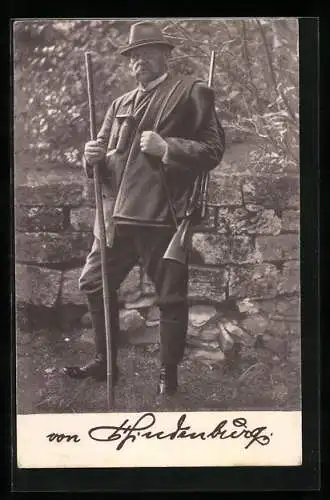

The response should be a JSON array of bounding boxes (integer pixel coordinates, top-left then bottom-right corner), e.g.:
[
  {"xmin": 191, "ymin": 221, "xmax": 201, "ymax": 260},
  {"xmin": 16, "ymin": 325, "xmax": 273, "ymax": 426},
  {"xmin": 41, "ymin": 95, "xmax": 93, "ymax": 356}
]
[{"xmin": 64, "ymin": 21, "xmax": 225, "ymax": 395}]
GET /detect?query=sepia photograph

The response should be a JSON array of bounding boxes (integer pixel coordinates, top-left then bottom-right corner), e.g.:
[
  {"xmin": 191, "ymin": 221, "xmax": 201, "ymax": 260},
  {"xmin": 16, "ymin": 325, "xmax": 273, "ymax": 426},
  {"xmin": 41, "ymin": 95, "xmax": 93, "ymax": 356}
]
[{"xmin": 13, "ymin": 17, "xmax": 303, "ymax": 469}]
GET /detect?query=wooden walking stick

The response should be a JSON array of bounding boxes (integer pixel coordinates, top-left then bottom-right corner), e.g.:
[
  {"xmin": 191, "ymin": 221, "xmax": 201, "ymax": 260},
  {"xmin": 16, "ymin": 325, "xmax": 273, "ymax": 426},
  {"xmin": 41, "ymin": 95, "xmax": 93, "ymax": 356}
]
[{"xmin": 85, "ymin": 52, "xmax": 115, "ymax": 410}]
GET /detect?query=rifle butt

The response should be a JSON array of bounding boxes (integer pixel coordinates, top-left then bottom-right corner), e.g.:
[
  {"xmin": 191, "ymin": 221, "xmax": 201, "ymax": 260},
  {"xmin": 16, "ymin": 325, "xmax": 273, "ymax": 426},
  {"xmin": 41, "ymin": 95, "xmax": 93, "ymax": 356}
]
[{"xmin": 163, "ymin": 219, "xmax": 191, "ymax": 265}]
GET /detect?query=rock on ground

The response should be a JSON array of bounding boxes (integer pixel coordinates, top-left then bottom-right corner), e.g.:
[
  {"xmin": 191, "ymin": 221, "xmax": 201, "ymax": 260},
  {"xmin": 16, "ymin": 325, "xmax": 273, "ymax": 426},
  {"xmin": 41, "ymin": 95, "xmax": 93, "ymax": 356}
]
[
  {"xmin": 240, "ymin": 314, "xmax": 269, "ymax": 336},
  {"xmin": 119, "ymin": 309, "xmax": 146, "ymax": 337},
  {"xmin": 222, "ymin": 320, "xmax": 255, "ymax": 347},
  {"xmin": 199, "ymin": 324, "xmax": 221, "ymax": 342},
  {"xmin": 237, "ymin": 298, "xmax": 260, "ymax": 314},
  {"xmin": 187, "ymin": 337, "xmax": 219, "ymax": 350},
  {"xmin": 119, "ymin": 266, "xmax": 142, "ymax": 302},
  {"xmin": 189, "ymin": 305, "xmax": 217, "ymax": 327},
  {"xmin": 218, "ymin": 324, "xmax": 235, "ymax": 352},
  {"xmin": 189, "ymin": 348, "xmax": 225, "ymax": 363},
  {"xmin": 125, "ymin": 325, "xmax": 159, "ymax": 345},
  {"xmin": 124, "ymin": 295, "xmax": 156, "ymax": 310}
]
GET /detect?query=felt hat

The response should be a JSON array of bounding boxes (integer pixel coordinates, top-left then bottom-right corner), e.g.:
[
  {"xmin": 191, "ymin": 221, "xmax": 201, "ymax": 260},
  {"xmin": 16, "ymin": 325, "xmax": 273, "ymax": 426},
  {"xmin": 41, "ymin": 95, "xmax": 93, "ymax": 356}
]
[{"xmin": 119, "ymin": 21, "xmax": 174, "ymax": 56}]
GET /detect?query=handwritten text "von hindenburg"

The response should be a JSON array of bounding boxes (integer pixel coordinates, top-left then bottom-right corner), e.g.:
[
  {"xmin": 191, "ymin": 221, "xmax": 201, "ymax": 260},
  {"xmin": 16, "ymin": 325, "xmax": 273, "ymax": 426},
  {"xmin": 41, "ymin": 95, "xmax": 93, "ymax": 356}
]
[{"xmin": 87, "ymin": 413, "xmax": 273, "ymax": 451}]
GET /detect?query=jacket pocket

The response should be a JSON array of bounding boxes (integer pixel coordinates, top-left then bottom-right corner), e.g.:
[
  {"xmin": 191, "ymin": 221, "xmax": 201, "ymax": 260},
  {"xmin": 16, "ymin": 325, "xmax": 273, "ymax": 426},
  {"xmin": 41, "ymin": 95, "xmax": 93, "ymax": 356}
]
[{"xmin": 109, "ymin": 113, "xmax": 136, "ymax": 154}]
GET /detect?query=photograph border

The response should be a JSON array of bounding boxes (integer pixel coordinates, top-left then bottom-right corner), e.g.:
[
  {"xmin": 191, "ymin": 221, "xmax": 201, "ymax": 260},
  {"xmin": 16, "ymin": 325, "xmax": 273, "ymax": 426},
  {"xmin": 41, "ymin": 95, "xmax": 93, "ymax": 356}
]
[{"xmin": 9, "ymin": 16, "xmax": 320, "ymax": 492}]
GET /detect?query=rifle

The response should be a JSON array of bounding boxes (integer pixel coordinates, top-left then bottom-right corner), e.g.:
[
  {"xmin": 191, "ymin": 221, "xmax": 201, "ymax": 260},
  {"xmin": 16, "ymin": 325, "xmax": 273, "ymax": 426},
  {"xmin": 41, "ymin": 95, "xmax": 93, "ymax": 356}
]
[
  {"xmin": 163, "ymin": 50, "xmax": 216, "ymax": 264},
  {"xmin": 85, "ymin": 52, "xmax": 115, "ymax": 410}
]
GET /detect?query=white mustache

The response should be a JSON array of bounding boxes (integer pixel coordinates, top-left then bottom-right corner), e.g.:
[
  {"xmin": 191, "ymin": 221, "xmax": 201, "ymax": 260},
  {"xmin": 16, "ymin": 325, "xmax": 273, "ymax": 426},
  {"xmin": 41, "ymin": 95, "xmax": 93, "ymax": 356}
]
[{"xmin": 133, "ymin": 61, "xmax": 150, "ymax": 72}]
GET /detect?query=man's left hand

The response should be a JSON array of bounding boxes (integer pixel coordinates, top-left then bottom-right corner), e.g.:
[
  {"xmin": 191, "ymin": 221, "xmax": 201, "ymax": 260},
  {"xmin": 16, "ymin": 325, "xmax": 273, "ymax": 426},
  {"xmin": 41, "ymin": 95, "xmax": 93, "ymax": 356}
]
[{"xmin": 140, "ymin": 131, "xmax": 167, "ymax": 157}]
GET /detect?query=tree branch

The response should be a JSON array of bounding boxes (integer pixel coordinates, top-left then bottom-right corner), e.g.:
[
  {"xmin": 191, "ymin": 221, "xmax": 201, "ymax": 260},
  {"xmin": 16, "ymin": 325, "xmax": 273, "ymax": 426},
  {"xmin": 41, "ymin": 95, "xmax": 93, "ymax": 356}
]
[
  {"xmin": 256, "ymin": 19, "xmax": 297, "ymax": 123},
  {"xmin": 241, "ymin": 20, "xmax": 268, "ymax": 116},
  {"xmin": 172, "ymin": 22, "xmax": 212, "ymax": 57}
]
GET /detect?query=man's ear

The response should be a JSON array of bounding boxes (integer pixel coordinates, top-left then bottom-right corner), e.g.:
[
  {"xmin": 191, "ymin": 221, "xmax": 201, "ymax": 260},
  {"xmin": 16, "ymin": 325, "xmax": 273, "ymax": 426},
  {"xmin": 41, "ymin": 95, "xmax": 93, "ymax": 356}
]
[{"xmin": 162, "ymin": 46, "xmax": 173, "ymax": 60}]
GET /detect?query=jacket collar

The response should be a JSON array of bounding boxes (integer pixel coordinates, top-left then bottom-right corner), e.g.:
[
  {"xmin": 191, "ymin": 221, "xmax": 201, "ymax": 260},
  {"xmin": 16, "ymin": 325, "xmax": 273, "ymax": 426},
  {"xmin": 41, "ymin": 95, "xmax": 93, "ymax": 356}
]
[
  {"xmin": 119, "ymin": 88, "xmax": 139, "ymax": 108},
  {"xmin": 138, "ymin": 72, "xmax": 168, "ymax": 92},
  {"xmin": 120, "ymin": 73, "xmax": 169, "ymax": 113},
  {"xmin": 120, "ymin": 72, "xmax": 169, "ymax": 108}
]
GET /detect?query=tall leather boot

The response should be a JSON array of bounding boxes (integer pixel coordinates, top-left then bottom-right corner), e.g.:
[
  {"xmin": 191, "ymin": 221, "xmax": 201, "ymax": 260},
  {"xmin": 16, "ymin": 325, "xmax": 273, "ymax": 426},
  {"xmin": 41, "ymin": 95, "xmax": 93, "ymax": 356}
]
[
  {"xmin": 63, "ymin": 290, "xmax": 119, "ymax": 382},
  {"xmin": 157, "ymin": 303, "xmax": 188, "ymax": 396},
  {"xmin": 157, "ymin": 364, "xmax": 178, "ymax": 396}
]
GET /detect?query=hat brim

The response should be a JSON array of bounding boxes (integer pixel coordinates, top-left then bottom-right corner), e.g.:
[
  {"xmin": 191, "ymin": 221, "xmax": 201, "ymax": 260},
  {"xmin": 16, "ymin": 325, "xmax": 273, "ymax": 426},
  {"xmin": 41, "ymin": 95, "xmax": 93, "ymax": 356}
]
[{"xmin": 120, "ymin": 40, "xmax": 174, "ymax": 56}]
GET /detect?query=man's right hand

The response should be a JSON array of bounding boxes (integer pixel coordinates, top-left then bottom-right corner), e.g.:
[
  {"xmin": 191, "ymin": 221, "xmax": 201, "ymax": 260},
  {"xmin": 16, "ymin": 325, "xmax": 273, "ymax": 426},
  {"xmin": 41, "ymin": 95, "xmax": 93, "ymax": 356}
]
[{"xmin": 84, "ymin": 141, "xmax": 106, "ymax": 165}]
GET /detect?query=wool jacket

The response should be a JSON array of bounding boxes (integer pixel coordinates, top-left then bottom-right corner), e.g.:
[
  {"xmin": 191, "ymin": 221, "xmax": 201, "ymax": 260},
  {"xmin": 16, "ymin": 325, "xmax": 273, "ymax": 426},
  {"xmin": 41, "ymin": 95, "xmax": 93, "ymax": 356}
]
[{"xmin": 83, "ymin": 72, "xmax": 225, "ymax": 245}]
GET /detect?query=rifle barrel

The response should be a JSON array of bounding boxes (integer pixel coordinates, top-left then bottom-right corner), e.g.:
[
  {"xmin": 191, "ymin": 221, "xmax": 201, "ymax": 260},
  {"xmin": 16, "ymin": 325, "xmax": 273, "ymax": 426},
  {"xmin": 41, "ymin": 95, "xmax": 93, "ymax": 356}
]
[
  {"xmin": 208, "ymin": 50, "xmax": 216, "ymax": 88},
  {"xmin": 201, "ymin": 50, "xmax": 216, "ymax": 219}
]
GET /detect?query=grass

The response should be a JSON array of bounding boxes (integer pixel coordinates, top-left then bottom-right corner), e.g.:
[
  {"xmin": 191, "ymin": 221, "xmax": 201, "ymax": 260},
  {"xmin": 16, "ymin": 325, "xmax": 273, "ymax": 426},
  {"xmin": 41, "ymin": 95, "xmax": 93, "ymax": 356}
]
[{"xmin": 16, "ymin": 327, "xmax": 301, "ymax": 414}]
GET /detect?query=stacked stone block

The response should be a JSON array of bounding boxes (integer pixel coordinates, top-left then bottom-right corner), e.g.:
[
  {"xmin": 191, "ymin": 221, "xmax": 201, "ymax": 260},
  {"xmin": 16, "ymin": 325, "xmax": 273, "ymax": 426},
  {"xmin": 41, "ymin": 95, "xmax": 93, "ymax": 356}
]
[{"xmin": 15, "ymin": 169, "xmax": 300, "ymax": 363}]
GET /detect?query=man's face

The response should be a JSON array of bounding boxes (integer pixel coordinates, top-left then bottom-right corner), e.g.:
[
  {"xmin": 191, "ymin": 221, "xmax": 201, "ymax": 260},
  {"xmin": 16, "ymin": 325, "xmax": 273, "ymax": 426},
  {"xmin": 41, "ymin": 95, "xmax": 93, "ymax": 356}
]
[{"xmin": 128, "ymin": 45, "xmax": 169, "ymax": 85}]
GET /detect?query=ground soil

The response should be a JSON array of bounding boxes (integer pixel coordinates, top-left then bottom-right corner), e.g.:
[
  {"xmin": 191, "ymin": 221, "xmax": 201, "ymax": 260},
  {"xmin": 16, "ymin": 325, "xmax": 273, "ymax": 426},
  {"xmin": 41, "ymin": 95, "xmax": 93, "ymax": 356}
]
[{"xmin": 16, "ymin": 327, "xmax": 301, "ymax": 414}]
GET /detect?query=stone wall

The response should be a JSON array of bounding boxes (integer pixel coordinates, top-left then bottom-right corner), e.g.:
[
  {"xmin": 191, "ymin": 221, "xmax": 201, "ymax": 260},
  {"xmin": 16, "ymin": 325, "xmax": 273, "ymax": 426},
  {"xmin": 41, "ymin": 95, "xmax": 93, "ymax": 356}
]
[{"xmin": 15, "ymin": 149, "xmax": 300, "ymax": 364}]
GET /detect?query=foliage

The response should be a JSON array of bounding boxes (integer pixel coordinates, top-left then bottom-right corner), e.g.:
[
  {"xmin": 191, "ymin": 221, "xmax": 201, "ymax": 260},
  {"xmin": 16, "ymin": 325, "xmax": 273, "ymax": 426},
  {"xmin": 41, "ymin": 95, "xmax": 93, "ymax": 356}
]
[{"xmin": 13, "ymin": 19, "xmax": 299, "ymax": 173}]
